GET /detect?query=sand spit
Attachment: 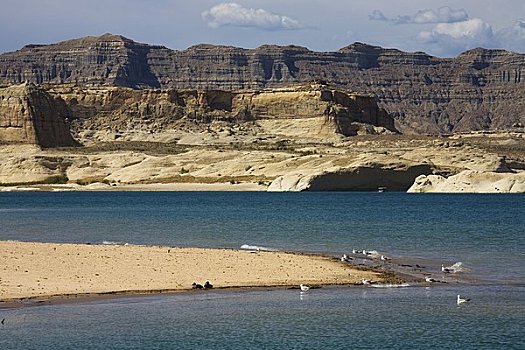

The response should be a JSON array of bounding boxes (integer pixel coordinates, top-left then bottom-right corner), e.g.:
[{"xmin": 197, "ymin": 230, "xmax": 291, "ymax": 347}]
[{"xmin": 0, "ymin": 241, "xmax": 382, "ymax": 303}]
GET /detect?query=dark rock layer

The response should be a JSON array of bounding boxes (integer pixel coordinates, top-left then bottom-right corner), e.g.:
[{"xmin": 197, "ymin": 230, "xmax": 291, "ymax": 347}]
[{"xmin": 1, "ymin": 34, "xmax": 524, "ymax": 134}]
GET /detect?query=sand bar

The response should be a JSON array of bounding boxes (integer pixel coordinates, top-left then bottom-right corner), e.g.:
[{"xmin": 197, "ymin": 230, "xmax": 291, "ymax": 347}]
[{"xmin": 0, "ymin": 241, "xmax": 383, "ymax": 302}]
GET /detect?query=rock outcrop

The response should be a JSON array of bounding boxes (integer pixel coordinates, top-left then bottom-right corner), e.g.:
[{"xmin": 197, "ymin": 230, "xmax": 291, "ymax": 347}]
[
  {"xmin": 0, "ymin": 83, "xmax": 78, "ymax": 147},
  {"xmin": 0, "ymin": 82, "xmax": 395, "ymax": 147},
  {"xmin": 1, "ymin": 130, "xmax": 523, "ymax": 192},
  {"xmin": 1, "ymin": 34, "xmax": 525, "ymax": 134},
  {"xmin": 408, "ymin": 170, "xmax": 525, "ymax": 193},
  {"xmin": 267, "ymin": 163, "xmax": 434, "ymax": 192},
  {"xmin": 49, "ymin": 83, "xmax": 395, "ymax": 142}
]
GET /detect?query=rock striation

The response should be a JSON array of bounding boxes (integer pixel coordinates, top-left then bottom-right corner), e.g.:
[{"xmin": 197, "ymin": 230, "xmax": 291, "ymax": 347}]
[
  {"xmin": 0, "ymin": 83, "xmax": 78, "ymax": 147},
  {"xmin": 0, "ymin": 82, "xmax": 395, "ymax": 146},
  {"xmin": 1, "ymin": 34, "xmax": 525, "ymax": 134},
  {"xmin": 49, "ymin": 83, "xmax": 395, "ymax": 140}
]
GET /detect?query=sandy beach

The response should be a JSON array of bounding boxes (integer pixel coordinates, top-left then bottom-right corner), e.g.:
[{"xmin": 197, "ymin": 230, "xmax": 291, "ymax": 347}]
[
  {"xmin": 0, "ymin": 241, "xmax": 384, "ymax": 303},
  {"xmin": 0, "ymin": 182, "xmax": 268, "ymax": 192}
]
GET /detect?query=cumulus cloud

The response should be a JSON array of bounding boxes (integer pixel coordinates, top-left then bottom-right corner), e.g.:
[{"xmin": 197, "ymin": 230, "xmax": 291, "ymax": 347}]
[
  {"xmin": 418, "ymin": 18, "xmax": 494, "ymax": 55},
  {"xmin": 367, "ymin": 6, "xmax": 525, "ymax": 56},
  {"xmin": 370, "ymin": 6, "xmax": 468, "ymax": 25},
  {"xmin": 422, "ymin": 18, "xmax": 493, "ymax": 40},
  {"xmin": 494, "ymin": 19, "xmax": 525, "ymax": 52},
  {"xmin": 202, "ymin": 3, "xmax": 304, "ymax": 30}
]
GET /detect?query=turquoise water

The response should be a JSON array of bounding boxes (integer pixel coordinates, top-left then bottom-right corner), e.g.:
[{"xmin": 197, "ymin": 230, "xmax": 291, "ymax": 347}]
[{"xmin": 1, "ymin": 192, "xmax": 524, "ymax": 348}]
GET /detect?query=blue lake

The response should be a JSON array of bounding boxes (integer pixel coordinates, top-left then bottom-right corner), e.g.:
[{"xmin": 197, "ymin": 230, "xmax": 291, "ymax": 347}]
[{"xmin": 0, "ymin": 192, "xmax": 524, "ymax": 349}]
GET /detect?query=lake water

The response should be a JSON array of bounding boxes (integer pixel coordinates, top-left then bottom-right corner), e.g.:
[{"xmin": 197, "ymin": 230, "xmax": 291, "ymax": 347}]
[{"xmin": 1, "ymin": 192, "xmax": 524, "ymax": 349}]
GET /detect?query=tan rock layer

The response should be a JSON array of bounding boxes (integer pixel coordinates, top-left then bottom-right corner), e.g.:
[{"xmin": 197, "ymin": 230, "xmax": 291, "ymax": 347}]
[
  {"xmin": 0, "ymin": 83, "xmax": 397, "ymax": 147},
  {"xmin": 0, "ymin": 83, "xmax": 78, "ymax": 147}
]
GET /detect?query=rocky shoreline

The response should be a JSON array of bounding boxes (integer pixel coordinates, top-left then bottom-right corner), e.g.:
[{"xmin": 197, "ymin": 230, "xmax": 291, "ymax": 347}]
[{"xmin": 2, "ymin": 129, "xmax": 524, "ymax": 193}]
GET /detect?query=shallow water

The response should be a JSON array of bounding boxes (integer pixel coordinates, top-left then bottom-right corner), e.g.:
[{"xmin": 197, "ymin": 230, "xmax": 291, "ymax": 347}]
[
  {"xmin": 1, "ymin": 285, "xmax": 524, "ymax": 349},
  {"xmin": 0, "ymin": 192, "xmax": 524, "ymax": 349},
  {"xmin": 1, "ymin": 192, "xmax": 523, "ymax": 283}
]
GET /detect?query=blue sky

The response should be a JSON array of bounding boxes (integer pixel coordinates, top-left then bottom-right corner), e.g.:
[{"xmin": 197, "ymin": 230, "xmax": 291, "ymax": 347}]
[{"xmin": 1, "ymin": 0, "xmax": 524, "ymax": 56}]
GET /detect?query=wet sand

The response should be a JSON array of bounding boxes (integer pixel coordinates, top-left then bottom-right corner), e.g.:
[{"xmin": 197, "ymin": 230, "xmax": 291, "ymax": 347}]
[{"xmin": 0, "ymin": 241, "xmax": 383, "ymax": 305}]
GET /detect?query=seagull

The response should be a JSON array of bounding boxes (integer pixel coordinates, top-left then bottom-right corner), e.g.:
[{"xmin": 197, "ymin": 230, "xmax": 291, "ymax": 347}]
[
  {"xmin": 457, "ymin": 295, "xmax": 471, "ymax": 305},
  {"xmin": 361, "ymin": 278, "xmax": 371, "ymax": 285},
  {"xmin": 352, "ymin": 249, "xmax": 358, "ymax": 254},
  {"xmin": 441, "ymin": 264, "xmax": 454, "ymax": 273},
  {"xmin": 425, "ymin": 276, "xmax": 437, "ymax": 283},
  {"xmin": 380, "ymin": 255, "xmax": 391, "ymax": 261},
  {"xmin": 340, "ymin": 254, "xmax": 352, "ymax": 262},
  {"xmin": 203, "ymin": 281, "xmax": 213, "ymax": 289},
  {"xmin": 300, "ymin": 284, "xmax": 310, "ymax": 292}
]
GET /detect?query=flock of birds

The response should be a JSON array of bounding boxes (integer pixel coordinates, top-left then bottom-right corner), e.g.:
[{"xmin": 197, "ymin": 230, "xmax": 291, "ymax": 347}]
[
  {"xmin": 186, "ymin": 253, "xmax": 470, "ymax": 306},
  {"xmin": 337, "ymin": 251, "xmax": 471, "ymax": 305}
]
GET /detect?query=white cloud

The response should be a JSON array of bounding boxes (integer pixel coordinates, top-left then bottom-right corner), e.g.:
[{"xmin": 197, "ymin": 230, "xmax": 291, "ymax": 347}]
[
  {"xmin": 202, "ymin": 3, "xmax": 305, "ymax": 30},
  {"xmin": 428, "ymin": 18, "xmax": 493, "ymax": 40},
  {"xmin": 408, "ymin": 7, "xmax": 468, "ymax": 24},
  {"xmin": 494, "ymin": 19, "xmax": 525, "ymax": 52},
  {"xmin": 419, "ymin": 18, "xmax": 494, "ymax": 55},
  {"xmin": 370, "ymin": 6, "xmax": 469, "ymax": 25}
]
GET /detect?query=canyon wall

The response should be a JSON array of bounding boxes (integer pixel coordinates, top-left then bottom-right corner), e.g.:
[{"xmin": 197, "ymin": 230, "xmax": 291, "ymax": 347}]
[
  {"xmin": 1, "ymin": 34, "xmax": 524, "ymax": 134},
  {"xmin": 0, "ymin": 83, "xmax": 395, "ymax": 146}
]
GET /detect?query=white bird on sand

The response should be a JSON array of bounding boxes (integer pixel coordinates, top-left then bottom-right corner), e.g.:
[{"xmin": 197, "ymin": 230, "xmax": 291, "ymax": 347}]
[
  {"xmin": 361, "ymin": 278, "xmax": 371, "ymax": 285},
  {"xmin": 425, "ymin": 276, "xmax": 436, "ymax": 283},
  {"xmin": 380, "ymin": 255, "xmax": 391, "ymax": 261},
  {"xmin": 341, "ymin": 254, "xmax": 352, "ymax": 262},
  {"xmin": 352, "ymin": 249, "xmax": 358, "ymax": 254},
  {"xmin": 457, "ymin": 294, "xmax": 471, "ymax": 305},
  {"xmin": 300, "ymin": 284, "xmax": 310, "ymax": 292},
  {"xmin": 441, "ymin": 264, "xmax": 454, "ymax": 273}
]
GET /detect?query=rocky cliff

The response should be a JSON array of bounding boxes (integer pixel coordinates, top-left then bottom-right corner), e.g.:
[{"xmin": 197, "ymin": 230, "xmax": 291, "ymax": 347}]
[
  {"xmin": 1, "ymin": 34, "xmax": 524, "ymax": 134},
  {"xmin": 0, "ymin": 83, "xmax": 395, "ymax": 146},
  {"xmin": 0, "ymin": 83, "xmax": 78, "ymax": 147},
  {"xmin": 52, "ymin": 83, "xmax": 395, "ymax": 140}
]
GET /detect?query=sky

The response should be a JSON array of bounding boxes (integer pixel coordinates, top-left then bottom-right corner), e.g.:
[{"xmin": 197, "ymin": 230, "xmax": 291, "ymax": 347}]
[{"xmin": 1, "ymin": 0, "xmax": 525, "ymax": 57}]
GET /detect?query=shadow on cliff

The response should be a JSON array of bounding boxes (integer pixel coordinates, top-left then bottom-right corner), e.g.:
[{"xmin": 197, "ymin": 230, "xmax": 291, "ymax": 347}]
[
  {"xmin": 28, "ymin": 86, "xmax": 80, "ymax": 148},
  {"xmin": 114, "ymin": 46, "xmax": 161, "ymax": 89}
]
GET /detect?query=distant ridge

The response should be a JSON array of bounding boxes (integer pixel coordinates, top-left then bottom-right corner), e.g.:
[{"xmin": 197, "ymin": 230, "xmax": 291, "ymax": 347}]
[{"xmin": 1, "ymin": 34, "xmax": 524, "ymax": 134}]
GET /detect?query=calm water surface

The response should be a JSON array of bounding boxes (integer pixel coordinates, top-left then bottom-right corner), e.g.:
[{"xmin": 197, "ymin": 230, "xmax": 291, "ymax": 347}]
[{"xmin": 0, "ymin": 192, "xmax": 524, "ymax": 349}]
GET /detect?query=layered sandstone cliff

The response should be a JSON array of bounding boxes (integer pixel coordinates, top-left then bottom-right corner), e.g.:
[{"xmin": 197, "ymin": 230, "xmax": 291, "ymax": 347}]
[
  {"xmin": 50, "ymin": 83, "xmax": 395, "ymax": 142},
  {"xmin": 1, "ymin": 34, "xmax": 524, "ymax": 134},
  {"xmin": 0, "ymin": 83, "xmax": 78, "ymax": 147},
  {"xmin": 0, "ymin": 83, "xmax": 395, "ymax": 147}
]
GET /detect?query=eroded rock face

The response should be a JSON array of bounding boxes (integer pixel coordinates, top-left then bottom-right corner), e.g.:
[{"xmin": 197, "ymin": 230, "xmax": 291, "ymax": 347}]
[
  {"xmin": 1, "ymin": 35, "xmax": 524, "ymax": 134},
  {"xmin": 0, "ymin": 83, "xmax": 78, "ymax": 147},
  {"xmin": 408, "ymin": 171, "xmax": 525, "ymax": 193},
  {"xmin": 0, "ymin": 83, "xmax": 394, "ymax": 147},
  {"xmin": 267, "ymin": 163, "xmax": 434, "ymax": 192},
  {"xmin": 50, "ymin": 84, "xmax": 396, "ymax": 140}
]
